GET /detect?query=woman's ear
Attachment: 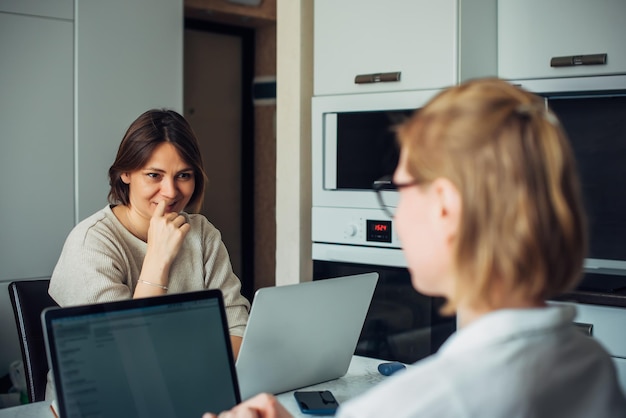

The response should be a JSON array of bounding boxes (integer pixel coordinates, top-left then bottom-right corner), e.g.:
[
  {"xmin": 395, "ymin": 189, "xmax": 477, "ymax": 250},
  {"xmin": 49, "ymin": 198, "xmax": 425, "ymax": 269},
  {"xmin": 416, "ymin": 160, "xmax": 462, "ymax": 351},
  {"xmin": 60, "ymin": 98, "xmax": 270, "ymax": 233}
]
[
  {"xmin": 431, "ymin": 178, "xmax": 461, "ymax": 240},
  {"xmin": 120, "ymin": 173, "xmax": 131, "ymax": 184}
]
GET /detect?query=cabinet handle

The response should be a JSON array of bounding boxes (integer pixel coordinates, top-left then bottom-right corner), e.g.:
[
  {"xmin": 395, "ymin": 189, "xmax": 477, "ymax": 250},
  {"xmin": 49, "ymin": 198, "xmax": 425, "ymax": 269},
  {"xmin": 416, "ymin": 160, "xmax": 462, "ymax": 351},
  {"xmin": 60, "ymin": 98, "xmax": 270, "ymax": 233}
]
[
  {"xmin": 573, "ymin": 322, "xmax": 593, "ymax": 336},
  {"xmin": 354, "ymin": 71, "xmax": 401, "ymax": 84},
  {"xmin": 550, "ymin": 53, "xmax": 607, "ymax": 67}
]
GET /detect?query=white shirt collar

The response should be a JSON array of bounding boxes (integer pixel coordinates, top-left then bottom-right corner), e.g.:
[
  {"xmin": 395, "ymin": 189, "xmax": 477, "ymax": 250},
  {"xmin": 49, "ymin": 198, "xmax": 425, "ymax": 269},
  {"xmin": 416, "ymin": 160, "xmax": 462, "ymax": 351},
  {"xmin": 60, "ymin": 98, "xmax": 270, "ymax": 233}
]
[{"xmin": 439, "ymin": 305, "xmax": 577, "ymax": 355}]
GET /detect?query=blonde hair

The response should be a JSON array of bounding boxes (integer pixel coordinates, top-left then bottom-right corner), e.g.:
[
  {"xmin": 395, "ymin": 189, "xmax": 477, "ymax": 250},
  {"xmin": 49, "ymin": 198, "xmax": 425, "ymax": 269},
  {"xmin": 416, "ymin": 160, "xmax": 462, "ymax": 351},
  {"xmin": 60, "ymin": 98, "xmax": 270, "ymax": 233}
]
[{"xmin": 397, "ymin": 78, "xmax": 587, "ymax": 314}]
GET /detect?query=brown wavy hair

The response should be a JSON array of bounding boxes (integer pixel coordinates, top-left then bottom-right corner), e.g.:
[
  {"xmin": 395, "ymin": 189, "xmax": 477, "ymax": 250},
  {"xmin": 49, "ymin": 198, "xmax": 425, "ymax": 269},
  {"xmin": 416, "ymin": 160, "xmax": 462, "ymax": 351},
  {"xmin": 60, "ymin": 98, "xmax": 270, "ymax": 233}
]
[
  {"xmin": 396, "ymin": 78, "xmax": 587, "ymax": 314},
  {"xmin": 108, "ymin": 109, "xmax": 207, "ymax": 213}
]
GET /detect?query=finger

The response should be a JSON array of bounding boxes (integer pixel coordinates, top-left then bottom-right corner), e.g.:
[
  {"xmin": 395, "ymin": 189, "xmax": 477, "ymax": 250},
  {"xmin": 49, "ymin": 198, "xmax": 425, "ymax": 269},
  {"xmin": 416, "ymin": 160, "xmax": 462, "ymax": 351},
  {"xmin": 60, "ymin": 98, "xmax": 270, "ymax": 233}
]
[
  {"xmin": 171, "ymin": 214, "xmax": 187, "ymax": 227},
  {"xmin": 216, "ymin": 408, "xmax": 256, "ymax": 418},
  {"xmin": 154, "ymin": 200, "xmax": 166, "ymax": 218},
  {"xmin": 204, "ymin": 394, "xmax": 285, "ymax": 418},
  {"xmin": 236, "ymin": 393, "xmax": 289, "ymax": 417},
  {"xmin": 242, "ymin": 393, "xmax": 277, "ymax": 409},
  {"xmin": 179, "ymin": 222, "xmax": 191, "ymax": 235}
]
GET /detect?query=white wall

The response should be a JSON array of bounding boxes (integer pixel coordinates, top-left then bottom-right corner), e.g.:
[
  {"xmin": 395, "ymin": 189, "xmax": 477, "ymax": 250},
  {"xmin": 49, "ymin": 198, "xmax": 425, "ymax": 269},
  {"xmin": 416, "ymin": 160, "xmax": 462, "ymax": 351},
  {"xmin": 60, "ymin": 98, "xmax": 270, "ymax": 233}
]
[
  {"xmin": 0, "ymin": 0, "xmax": 183, "ymax": 377},
  {"xmin": 275, "ymin": 0, "xmax": 314, "ymax": 285},
  {"xmin": 75, "ymin": 0, "xmax": 183, "ymax": 221}
]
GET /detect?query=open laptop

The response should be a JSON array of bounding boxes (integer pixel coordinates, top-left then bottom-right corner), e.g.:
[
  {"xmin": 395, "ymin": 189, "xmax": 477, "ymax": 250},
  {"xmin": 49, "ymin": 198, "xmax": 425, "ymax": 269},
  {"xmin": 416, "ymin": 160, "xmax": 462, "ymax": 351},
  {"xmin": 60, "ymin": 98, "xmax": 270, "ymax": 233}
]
[
  {"xmin": 42, "ymin": 289, "xmax": 240, "ymax": 418},
  {"xmin": 236, "ymin": 272, "xmax": 379, "ymax": 400}
]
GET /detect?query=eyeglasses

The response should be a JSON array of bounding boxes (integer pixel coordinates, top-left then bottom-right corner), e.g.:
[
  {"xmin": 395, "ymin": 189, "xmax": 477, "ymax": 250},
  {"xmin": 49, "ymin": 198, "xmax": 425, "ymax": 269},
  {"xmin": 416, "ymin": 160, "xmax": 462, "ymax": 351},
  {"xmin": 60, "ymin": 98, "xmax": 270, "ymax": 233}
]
[{"xmin": 372, "ymin": 175, "xmax": 421, "ymax": 218}]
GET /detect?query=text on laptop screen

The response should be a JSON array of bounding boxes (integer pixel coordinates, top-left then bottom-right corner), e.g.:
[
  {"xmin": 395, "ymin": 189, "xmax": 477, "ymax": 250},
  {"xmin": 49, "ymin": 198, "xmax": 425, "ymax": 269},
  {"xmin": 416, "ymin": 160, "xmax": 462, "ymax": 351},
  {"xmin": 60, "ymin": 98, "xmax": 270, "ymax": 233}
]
[{"xmin": 49, "ymin": 297, "xmax": 238, "ymax": 418}]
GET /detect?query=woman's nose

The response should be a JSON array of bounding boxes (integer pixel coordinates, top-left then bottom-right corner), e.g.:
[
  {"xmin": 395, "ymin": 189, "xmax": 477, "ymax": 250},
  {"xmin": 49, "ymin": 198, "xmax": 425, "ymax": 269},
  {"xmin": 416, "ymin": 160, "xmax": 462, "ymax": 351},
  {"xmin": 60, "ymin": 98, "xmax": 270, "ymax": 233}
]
[{"xmin": 160, "ymin": 177, "xmax": 177, "ymax": 198}]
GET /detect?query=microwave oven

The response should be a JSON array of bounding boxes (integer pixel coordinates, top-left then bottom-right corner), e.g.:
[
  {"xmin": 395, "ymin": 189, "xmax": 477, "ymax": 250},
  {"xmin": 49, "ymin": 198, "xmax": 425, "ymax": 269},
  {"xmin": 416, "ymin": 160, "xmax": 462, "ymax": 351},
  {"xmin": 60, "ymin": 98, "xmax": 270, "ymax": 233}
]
[
  {"xmin": 311, "ymin": 89, "xmax": 440, "ymax": 253},
  {"xmin": 514, "ymin": 75, "xmax": 626, "ymax": 284}
]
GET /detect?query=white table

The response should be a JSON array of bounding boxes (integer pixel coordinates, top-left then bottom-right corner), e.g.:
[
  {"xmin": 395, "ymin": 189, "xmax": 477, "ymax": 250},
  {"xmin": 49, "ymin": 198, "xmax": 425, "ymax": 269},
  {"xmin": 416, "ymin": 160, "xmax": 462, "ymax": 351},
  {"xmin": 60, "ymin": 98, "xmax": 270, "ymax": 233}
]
[
  {"xmin": 0, "ymin": 356, "xmax": 389, "ymax": 418},
  {"xmin": 277, "ymin": 355, "xmax": 387, "ymax": 416}
]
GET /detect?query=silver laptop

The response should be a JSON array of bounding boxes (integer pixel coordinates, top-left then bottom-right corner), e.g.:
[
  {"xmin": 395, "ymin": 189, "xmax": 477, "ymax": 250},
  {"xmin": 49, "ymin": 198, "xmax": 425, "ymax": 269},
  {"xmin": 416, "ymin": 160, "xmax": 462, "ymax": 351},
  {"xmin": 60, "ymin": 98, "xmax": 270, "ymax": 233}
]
[
  {"xmin": 42, "ymin": 290, "xmax": 240, "ymax": 418},
  {"xmin": 236, "ymin": 272, "xmax": 379, "ymax": 400}
]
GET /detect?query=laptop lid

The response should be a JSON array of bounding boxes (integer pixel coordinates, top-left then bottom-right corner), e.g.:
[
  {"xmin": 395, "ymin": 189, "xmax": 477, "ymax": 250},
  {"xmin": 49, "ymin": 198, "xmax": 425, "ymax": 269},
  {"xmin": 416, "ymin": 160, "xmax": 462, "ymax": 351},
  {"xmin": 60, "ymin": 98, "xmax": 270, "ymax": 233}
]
[
  {"xmin": 42, "ymin": 289, "xmax": 240, "ymax": 418},
  {"xmin": 236, "ymin": 272, "xmax": 379, "ymax": 400}
]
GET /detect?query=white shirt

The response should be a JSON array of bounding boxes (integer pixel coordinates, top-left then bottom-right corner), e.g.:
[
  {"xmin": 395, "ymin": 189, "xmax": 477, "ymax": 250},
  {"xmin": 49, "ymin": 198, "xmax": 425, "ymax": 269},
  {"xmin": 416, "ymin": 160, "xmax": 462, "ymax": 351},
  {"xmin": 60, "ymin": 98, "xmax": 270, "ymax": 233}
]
[{"xmin": 339, "ymin": 305, "xmax": 626, "ymax": 418}]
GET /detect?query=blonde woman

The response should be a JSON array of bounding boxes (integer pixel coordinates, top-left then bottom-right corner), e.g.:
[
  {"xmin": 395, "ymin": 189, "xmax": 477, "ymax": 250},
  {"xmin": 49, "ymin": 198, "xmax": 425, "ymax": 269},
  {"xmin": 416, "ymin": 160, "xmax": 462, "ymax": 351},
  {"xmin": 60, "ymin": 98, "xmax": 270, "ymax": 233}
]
[{"xmin": 205, "ymin": 78, "xmax": 626, "ymax": 417}]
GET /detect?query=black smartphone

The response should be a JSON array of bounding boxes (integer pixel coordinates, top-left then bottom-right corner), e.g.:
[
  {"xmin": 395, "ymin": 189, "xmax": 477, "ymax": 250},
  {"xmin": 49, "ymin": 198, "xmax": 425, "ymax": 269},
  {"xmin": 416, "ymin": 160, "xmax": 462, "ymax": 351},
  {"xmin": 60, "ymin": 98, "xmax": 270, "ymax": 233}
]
[{"xmin": 293, "ymin": 390, "xmax": 340, "ymax": 415}]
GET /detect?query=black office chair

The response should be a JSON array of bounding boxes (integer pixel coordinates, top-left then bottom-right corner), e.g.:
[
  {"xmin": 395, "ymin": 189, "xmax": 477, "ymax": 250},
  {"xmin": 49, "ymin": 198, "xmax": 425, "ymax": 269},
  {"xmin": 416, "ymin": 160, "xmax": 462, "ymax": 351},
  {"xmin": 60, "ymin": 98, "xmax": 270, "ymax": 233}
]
[{"xmin": 9, "ymin": 279, "xmax": 59, "ymax": 403}]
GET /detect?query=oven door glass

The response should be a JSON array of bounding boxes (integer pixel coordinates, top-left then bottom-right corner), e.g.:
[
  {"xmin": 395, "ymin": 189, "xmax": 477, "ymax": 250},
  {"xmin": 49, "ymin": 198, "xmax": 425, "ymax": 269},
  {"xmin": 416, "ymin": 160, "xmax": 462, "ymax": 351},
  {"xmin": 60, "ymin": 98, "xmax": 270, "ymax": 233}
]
[
  {"xmin": 329, "ymin": 110, "xmax": 413, "ymax": 191},
  {"xmin": 548, "ymin": 93, "xmax": 626, "ymax": 292},
  {"xmin": 314, "ymin": 260, "xmax": 456, "ymax": 364}
]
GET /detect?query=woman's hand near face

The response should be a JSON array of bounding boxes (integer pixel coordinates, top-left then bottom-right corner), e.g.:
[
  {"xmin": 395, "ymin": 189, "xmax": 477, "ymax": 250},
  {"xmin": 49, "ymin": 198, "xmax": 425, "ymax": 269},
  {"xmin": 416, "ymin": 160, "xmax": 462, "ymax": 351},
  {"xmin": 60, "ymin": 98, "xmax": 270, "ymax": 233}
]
[
  {"xmin": 203, "ymin": 393, "xmax": 293, "ymax": 418},
  {"xmin": 134, "ymin": 200, "xmax": 191, "ymax": 297},
  {"xmin": 146, "ymin": 200, "xmax": 191, "ymax": 264}
]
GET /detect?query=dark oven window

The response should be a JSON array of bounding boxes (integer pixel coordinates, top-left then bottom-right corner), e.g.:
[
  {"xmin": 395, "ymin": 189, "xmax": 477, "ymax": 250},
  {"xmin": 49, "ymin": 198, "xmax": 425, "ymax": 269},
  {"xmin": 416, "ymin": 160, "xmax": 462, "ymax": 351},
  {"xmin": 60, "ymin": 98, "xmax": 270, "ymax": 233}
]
[
  {"xmin": 313, "ymin": 260, "xmax": 455, "ymax": 364},
  {"xmin": 549, "ymin": 94, "xmax": 626, "ymax": 292},
  {"xmin": 335, "ymin": 110, "xmax": 413, "ymax": 190},
  {"xmin": 549, "ymin": 95, "xmax": 626, "ymax": 263}
]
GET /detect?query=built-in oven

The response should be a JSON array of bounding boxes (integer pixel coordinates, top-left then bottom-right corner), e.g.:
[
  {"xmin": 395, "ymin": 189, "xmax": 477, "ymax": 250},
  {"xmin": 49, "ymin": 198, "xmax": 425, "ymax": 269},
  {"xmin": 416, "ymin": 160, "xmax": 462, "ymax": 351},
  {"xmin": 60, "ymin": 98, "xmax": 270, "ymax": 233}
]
[
  {"xmin": 311, "ymin": 89, "xmax": 442, "ymax": 252},
  {"xmin": 312, "ymin": 89, "xmax": 440, "ymax": 218},
  {"xmin": 516, "ymin": 75, "xmax": 626, "ymax": 293},
  {"xmin": 311, "ymin": 75, "xmax": 626, "ymax": 363},
  {"xmin": 313, "ymin": 258, "xmax": 455, "ymax": 364},
  {"xmin": 311, "ymin": 89, "xmax": 456, "ymax": 364}
]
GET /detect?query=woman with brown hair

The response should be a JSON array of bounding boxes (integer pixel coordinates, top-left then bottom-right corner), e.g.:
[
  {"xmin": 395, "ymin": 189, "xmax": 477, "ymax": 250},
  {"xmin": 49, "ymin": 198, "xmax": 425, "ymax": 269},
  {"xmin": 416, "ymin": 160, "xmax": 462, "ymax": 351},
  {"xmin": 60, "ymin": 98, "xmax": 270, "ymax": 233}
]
[{"xmin": 47, "ymin": 109, "xmax": 249, "ymax": 398}]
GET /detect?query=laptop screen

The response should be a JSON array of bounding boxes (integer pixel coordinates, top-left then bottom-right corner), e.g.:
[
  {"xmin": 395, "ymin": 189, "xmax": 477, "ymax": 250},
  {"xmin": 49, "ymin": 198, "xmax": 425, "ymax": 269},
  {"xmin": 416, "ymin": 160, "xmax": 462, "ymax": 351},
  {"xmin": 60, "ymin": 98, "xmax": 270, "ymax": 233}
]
[{"xmin": 43, "ymin": 290, "xmax": 240, "ymax": 418}]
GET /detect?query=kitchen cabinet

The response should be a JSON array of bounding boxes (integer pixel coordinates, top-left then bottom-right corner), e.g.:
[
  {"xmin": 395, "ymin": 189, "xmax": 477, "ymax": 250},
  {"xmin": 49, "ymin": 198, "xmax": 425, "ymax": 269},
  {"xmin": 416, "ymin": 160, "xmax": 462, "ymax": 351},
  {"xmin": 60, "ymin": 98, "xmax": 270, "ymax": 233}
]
[
  {"xmin": 551, "ymin": 301, "xmax": 626, "ymax": 394},
  {"xmin": 498, "ymin": 0, "xmax": 626, "ymax": 80},
  {"xmin": 0, "ymin": 0, "xmax": 182, "ymax": 377},
  {"xmin": 313, "ymin": 0, "xmax": 497, "ymax": 96},
  {"xmin": 74, "ymin": 0, "xmax": 183, "ymax": 220},
  {"xmin": 0, "ymin": 9, "xmax": 73, "ymax": 378},
  {"xmin": 0, "ymin": 12, "xmax": 75, "ymax": 285},
  {"xmin": 0, "ymin": 0, "xmax": 72, "ymax": 20}
]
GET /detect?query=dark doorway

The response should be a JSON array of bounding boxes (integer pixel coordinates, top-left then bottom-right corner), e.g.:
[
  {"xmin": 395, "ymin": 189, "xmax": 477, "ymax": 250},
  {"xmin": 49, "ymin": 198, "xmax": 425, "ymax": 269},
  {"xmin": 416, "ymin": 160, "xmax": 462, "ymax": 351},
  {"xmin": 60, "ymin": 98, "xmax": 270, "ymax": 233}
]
[{"xmin": 184, "ymin": 19, "xmax": 255, "ymax": 302}]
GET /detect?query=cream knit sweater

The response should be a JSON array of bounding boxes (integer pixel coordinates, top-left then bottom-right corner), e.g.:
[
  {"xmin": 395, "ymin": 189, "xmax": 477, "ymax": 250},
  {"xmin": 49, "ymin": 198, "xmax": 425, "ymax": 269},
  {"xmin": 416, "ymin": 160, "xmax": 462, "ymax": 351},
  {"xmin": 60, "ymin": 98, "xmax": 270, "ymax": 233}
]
[{"xmin": 49, "ymin": 205, "xmax": 250, "ymax": 335}]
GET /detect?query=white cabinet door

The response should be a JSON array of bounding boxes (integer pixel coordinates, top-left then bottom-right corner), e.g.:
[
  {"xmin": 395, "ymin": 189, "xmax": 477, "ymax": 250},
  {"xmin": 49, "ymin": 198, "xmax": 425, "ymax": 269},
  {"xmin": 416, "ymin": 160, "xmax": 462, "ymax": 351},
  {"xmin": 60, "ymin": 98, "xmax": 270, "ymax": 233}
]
[
  {"xmin": 0, "ymin": 0, "xmax": 183, "ymax": 375},
  {"xmin": 0, "ymin": 13, "xmax": 74, "ymax": 281},
  {"xmin": 572, "ymin": 302, "xmax": 626, "ymax": 358},
  {"xmin": 0, "ymin": 0, "xmax": 72, "ymax": 19},
  {"xmin": 0, "ymin": 13, "xmax": 73, "ymax": 376},
  {"xmin": 314, "ymin": 0, "xmax": 457, "ymax": 95},
  {"xmin": 551, "ymin": 301, "xmax": 626, "ymax": 395},
  {"xmin": 75, "ymin": 0, "xmax": 183, "ymax": 220},
  {"xmin": 498, "ymin": 0, "xmax": 626, "ymax": 80}
]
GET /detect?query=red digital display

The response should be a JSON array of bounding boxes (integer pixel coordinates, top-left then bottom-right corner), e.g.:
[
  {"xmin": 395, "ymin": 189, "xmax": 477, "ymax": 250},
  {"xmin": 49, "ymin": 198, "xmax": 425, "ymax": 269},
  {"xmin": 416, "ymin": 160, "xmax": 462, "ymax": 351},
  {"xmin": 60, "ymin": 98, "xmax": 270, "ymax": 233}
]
[
  {"xmin": 366, "ymin": 220, "xmax": 392, "ymax": 243},
  {"xmin": 373, "ymin": 223, "xmax": 388, "ymax": 232}
]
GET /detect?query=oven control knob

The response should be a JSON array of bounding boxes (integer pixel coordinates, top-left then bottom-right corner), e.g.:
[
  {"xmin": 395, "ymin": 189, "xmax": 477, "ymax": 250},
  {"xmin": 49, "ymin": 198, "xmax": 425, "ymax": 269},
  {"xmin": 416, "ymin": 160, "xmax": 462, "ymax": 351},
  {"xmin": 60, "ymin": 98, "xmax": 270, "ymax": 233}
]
[{"xmin": 344, "ymin": 224, "xmax": 358, "ymax": 237}]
